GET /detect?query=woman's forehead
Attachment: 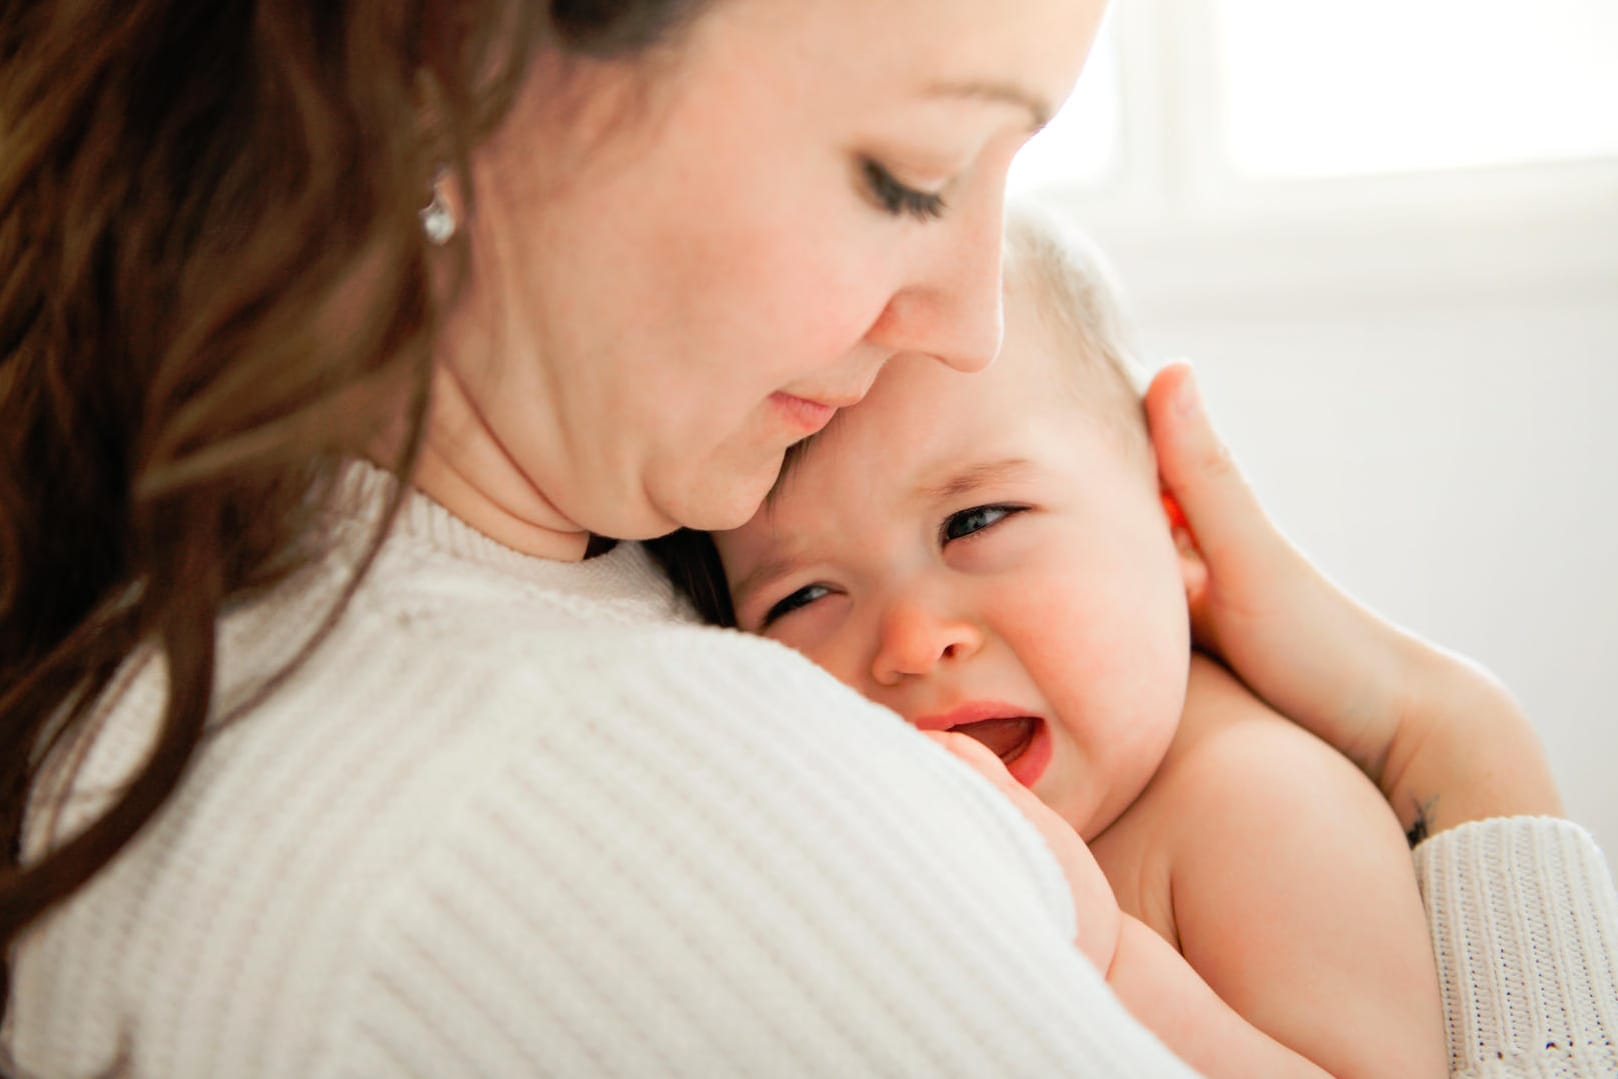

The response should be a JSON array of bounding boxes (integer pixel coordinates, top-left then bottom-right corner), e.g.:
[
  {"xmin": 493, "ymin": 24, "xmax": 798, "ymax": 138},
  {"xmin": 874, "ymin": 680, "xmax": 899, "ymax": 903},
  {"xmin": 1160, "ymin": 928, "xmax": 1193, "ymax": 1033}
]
[{"xmin": 683, "ymin": 0, "xmax": 1104, "ymax": 118}]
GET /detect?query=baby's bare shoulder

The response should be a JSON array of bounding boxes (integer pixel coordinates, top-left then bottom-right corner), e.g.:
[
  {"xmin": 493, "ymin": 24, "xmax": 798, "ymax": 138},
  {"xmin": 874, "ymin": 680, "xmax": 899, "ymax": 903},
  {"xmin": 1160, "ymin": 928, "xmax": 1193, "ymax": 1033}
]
[
  {"xmin": 1093, "ymin": 658, "xmax": 1344, "ymax": 929},
  {"xmin": 1141, "ymin": 659, "xmax": 1446, "ymax": 1078},
  {"xmin": 1130, "ymin": 654, "xmax": 1405, "ymax": 890},
  {"xmin": 1097, "ymin": 656, "xmax": 1404, "ymax": 945},
  {"xmin": 1157, "ymin": 655, "xmax": 1364, "ymax": 800}
]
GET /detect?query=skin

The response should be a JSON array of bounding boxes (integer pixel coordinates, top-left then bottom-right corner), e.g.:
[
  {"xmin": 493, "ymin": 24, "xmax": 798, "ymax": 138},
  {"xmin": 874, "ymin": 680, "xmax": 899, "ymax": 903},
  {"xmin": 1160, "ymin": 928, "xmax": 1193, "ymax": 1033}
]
[
  {"xmin": 412, "ymin": 0, "xmax": 1108, "ymax": 559},
  {"xmin": 714, "ymin": 274, "xmax": 1448, "ymax": 1077},
  {"xmin": 402, "ymin": 0, "xmax": 1563, "ymax": 848},
  {"xmin": 1143, "ymin": 364, "xmax": 1563, "ymax": 835},
  {"xmin": 408, "ymin": 0, "xmax": 1561, "ymax": 844},
  {"xmin": 716, "ymin": 278, "xmax": 1202, "ymax": 840},
  {"xmin": 388, "ymin": 0, "xmax": 1566, "ymax": 1057},
  {"xmin": 1093, "ymin": 657, "xmax": 1448, "ymax": 1078}
]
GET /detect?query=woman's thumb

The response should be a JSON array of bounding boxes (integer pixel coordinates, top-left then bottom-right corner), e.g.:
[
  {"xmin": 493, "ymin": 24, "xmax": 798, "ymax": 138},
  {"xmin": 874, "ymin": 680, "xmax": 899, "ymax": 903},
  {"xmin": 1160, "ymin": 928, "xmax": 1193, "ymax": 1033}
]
[{"xmin": 1144, "ymin": 362, "xmax": 1274, "ymax": 575}]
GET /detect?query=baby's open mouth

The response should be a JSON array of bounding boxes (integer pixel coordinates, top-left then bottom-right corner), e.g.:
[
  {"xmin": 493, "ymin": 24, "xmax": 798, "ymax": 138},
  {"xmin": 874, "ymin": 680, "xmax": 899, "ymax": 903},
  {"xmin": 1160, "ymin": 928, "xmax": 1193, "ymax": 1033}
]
[{"xmin": 950, "ymin": 716, "xmax": 1039, "ymax": 767}]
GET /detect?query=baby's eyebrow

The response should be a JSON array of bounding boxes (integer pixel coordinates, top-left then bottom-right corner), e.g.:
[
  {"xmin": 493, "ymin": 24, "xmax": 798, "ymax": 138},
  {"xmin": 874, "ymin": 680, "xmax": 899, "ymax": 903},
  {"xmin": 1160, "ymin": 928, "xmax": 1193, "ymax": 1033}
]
[{"xmin": 916, "ymin": 457, "xmax": 1034, "ymax": 503}]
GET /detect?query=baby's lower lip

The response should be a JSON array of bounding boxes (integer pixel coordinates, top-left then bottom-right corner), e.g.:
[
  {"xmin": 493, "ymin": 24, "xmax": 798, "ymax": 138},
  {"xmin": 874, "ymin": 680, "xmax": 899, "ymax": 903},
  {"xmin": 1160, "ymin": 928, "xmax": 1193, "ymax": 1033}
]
[
  {"xmin": 1004, "ymin": 719, "xmax": 1052, "ymax": 788},
  {"xmin": 768, "ymin": 392, "xmax": 836, "ymax": 434}
]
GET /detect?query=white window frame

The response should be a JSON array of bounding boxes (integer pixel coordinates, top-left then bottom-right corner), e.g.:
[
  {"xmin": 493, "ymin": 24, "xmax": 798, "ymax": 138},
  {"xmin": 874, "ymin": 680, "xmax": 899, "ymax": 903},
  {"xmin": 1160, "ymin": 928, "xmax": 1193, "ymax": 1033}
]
[{"xmin": 1039, "ymin": 0, "xmax": 1618, "ymax": 318}]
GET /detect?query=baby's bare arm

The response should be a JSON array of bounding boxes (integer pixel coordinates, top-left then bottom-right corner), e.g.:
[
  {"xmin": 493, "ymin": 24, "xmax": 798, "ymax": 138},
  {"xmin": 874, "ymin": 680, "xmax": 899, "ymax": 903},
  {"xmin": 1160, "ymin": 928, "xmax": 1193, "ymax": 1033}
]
[
  {"xmin": 934, "ymin": 723, "xmax": 1353, "ymax": 1079},
  {"xmin": 1105, "ymin": 912, "xmax": 1331, "ymax": 1077},
  {"xmin": 1154, "ymin": 656, "xmax": 1447, "ymax": 1079}
]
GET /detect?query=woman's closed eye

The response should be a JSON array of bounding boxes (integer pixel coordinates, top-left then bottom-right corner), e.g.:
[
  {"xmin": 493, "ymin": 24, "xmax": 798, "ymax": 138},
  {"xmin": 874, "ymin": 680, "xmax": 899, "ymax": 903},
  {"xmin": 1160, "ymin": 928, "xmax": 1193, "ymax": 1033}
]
[
  {"xmin": 761, "ymin": 583, "xmax": 836, "ymax": 628},
  {"xmin": 940, "ymin": 503, "xmax": 1027, "ymax": 545},
  {"xmin": 861, "ymin": 159, "xmax": 947, "ymax": 221}
]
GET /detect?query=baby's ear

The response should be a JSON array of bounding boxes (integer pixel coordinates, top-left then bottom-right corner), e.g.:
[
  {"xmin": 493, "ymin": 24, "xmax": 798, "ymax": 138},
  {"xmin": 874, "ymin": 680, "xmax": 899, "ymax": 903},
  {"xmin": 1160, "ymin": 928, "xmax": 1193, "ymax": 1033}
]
[{"xmin": 1161, "ymin": 492, "xmax": 1208, "ymax": 605}]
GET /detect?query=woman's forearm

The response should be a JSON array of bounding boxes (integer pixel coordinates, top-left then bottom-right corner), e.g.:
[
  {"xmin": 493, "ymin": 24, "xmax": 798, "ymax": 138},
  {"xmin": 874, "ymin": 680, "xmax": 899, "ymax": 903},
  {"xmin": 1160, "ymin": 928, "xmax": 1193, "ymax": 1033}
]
[{"xmin": 1383, "ymin": 639, "xmax": 1562, "ymax": 839}]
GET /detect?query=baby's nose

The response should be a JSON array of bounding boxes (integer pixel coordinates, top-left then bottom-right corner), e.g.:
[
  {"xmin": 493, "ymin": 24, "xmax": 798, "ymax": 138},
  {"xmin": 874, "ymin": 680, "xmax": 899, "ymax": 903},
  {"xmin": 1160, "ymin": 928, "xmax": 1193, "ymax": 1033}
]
[{"xmin": 870, "ymin": 601, "xmax": 983, "ymax": 686}]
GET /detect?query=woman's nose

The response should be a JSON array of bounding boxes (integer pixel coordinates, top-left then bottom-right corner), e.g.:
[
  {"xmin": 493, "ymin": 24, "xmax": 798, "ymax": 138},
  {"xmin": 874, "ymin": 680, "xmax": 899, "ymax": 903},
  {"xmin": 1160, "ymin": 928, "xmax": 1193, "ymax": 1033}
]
[
  {"xmin": 870, "ymin": 599, "xmax": 984, "ymax": 687},
  {"xmin": 867, "ymin": 197, "xmax": 1006, "ymax": 374}
]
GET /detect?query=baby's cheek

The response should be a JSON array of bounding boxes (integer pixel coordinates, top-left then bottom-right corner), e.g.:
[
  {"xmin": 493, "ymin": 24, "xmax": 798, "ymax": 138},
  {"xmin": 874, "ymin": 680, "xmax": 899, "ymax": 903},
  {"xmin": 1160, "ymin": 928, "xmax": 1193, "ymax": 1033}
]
[
  {"xmin": 1022, "ymin": 607, "xmax": 1185, "ymax": 814},
  {"xmin": 771, "ymin": 604, "xmax": 867, "ymax": 691}
]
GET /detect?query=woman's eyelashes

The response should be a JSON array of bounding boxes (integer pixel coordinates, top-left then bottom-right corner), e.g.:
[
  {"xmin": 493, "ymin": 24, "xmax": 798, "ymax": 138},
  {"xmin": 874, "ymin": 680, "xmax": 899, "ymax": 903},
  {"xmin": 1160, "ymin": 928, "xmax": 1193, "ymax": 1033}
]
[
  {"xmin": 861, "ymin": 159, "xmax": 947, "ymax": 221},
  {"xmin": 940, "ymin": 503, "xmax": 1027, "ymax": 545},
  {"xmin": 761, "ymin": 583, "xmax": 834, "ymax": 628}
]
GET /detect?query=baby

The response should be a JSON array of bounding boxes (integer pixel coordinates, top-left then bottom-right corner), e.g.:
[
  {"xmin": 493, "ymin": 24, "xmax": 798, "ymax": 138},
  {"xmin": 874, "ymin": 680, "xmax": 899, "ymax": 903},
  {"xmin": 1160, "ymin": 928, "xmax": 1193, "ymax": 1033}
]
[{"xmin": 651, "ymin": 210, "xmax": 1446, "ymax": 1078}]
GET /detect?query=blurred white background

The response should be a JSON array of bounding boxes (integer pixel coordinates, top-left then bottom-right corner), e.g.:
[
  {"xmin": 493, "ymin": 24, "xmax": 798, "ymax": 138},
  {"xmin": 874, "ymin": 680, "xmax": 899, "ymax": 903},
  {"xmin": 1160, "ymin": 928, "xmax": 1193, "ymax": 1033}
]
[{"xmin": 1013, "ymin": 0, "xmax": 1618, "ymax": 858}]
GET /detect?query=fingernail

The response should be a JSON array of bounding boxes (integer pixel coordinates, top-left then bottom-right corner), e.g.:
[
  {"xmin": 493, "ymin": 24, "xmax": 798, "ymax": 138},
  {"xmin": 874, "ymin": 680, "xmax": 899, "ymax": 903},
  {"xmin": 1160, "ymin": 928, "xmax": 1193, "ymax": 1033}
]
[{"xmin": 1176, "ymin": 365, "xmax": 1201, "ymax": 419}]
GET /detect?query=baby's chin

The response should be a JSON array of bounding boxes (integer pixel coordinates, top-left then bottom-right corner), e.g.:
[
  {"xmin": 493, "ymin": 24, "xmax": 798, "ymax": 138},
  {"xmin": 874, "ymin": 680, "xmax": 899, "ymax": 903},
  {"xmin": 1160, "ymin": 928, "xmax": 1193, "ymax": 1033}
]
[{"xmin": 1045, "ymin": 770, "xmax": 1147, "ymax": 844}]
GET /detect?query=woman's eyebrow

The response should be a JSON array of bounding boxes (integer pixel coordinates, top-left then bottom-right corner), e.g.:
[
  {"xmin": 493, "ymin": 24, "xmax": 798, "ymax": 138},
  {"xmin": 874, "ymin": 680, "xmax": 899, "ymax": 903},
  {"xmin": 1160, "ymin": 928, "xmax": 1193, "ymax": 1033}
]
[
  {"xmin": 927, "ymin": 79, "xmax": 1052, "ymax": 131},
  {"xmin": 917, "ymin": 457, "xmax": 1035, "ymax": 503}
]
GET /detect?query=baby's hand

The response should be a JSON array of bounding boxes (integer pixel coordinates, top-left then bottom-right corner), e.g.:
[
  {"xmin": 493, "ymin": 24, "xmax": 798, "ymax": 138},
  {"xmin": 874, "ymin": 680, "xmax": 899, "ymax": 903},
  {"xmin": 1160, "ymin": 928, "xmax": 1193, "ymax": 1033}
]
[{"xmin": 924, "ymin": 731, "xmax": 1121, "ymax": 973}]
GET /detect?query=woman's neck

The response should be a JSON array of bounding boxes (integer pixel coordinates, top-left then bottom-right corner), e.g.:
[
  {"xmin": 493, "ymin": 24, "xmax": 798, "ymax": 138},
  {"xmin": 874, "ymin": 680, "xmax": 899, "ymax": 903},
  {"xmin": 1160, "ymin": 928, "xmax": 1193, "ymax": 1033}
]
[{"xmin": 408, "ymin": 363, "xmax": 591, "ymax": 563}]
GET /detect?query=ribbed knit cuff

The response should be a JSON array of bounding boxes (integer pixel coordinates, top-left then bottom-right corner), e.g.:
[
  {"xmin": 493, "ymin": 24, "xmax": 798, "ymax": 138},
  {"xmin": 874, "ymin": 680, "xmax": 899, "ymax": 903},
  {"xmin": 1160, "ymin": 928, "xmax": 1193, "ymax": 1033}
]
[{"xmin": 1416, "ymin": 817, "xmax": 1618, "ymax": 1077}]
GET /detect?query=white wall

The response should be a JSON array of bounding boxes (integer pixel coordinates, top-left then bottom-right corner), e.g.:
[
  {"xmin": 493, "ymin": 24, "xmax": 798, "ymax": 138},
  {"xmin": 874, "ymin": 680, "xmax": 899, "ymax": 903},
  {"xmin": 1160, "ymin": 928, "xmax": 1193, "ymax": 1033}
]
[{"xmin": 1054, "ymin": 199, "xmax": 1618, "ymax": 857}]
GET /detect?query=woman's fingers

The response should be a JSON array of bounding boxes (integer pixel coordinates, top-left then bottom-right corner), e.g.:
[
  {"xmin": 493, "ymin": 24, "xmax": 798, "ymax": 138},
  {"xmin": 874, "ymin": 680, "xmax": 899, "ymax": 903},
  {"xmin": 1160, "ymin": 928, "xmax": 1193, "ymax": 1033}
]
[
  {"xmin": 1144, "ymin": 362, "xmax": 1403, "ymax": 775},
  {"xmin": 1143, "ymin": 362, "xmax": 1563, "ymax": 833},
  {"xmin": 1143, "ymin": 362, "xmax": 1279, "ymax": 592},
  {"xmin": 924, "ymin": 731, "xmax": 1120, "ymax": 970}
]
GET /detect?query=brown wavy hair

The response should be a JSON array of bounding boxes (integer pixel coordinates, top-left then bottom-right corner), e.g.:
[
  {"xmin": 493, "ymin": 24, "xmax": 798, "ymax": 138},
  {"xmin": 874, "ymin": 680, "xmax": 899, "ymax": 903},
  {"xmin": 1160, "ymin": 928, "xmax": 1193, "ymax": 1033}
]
[{"xmin": 0, "ymin": 0, "xmax": 707, "ymax": 1027}]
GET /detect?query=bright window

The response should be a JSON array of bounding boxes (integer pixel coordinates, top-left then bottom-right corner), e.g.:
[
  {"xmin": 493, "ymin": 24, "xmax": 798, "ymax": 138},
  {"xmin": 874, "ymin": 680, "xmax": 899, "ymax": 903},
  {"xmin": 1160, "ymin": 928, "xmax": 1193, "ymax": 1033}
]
[
  {"xmin": 1008, "ymin": 21, "xmax": 1122, "ymax": 194},
  {"xmin": 1211, "ymin": 0, "xmax": 1618, "ymax": 178}
]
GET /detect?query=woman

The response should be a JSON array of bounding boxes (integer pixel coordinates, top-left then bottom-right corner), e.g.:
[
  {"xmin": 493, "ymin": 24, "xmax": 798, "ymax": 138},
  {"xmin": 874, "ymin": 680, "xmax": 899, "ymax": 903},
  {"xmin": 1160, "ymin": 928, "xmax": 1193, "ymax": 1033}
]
[{"xmin": 2, "ymin": 2, "xmax": 1612, "ymax": 1076}]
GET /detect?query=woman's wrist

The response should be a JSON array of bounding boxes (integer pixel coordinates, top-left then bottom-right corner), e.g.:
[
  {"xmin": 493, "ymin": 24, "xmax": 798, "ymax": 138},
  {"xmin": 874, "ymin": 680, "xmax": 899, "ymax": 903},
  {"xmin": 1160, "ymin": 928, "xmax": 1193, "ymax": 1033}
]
[{"xmin": 1382, "ymin": 637, "xmax": 1563, "ymax": 840}]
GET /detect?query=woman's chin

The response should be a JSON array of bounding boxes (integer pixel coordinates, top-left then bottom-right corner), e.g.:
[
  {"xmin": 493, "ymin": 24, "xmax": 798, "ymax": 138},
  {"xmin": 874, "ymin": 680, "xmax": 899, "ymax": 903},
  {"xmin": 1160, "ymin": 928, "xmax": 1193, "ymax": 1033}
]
[
  {"xmin": 659, "ymin": 463, "xmax": 779, "ymax": 535},
  {"xmin": 669, "ymin": 492, "xmax": 768, "ymax": 534},
  {"xmin": 585, "ymin": 479, "xmax": 769, "ymax": 542}
]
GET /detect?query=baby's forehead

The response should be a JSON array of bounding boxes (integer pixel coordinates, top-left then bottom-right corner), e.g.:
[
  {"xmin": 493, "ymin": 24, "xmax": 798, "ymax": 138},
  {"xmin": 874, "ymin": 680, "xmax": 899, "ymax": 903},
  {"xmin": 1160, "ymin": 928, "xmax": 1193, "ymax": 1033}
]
[{"xmin": 767, "ymin": 344, "xmax": 1142, "ymax": 509}]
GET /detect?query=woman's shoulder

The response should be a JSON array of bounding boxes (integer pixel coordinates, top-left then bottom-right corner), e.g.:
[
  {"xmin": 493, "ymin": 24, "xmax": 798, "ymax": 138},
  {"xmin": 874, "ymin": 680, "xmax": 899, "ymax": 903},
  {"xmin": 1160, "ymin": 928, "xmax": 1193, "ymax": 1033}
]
[
  {"xmin": 328, "ymin": 544, "xmax": 856, "ymax": 716},
  {"xmin": 16, "ymin": 565, "xmax": 1095, "ymax": 1077}
]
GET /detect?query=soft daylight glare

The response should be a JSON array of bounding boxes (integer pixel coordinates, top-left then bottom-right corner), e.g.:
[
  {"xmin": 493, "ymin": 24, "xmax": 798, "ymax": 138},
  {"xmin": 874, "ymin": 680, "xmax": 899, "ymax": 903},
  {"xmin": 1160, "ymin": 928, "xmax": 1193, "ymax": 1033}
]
[
  {"xmin": 1212, "ymin": 0, "xmax": 1618, "ymax": 178},
  {"xmin": 1009, "ymin": 21, "xmax": 1121, "ymax": 194}
]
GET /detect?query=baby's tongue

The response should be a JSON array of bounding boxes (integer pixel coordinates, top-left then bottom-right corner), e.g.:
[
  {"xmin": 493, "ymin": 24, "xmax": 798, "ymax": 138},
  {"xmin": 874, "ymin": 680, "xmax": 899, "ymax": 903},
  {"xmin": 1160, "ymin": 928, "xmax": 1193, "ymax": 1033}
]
[{"xmin": 951, "ymin": 717, "xmax": 1035, "ymax": 763}]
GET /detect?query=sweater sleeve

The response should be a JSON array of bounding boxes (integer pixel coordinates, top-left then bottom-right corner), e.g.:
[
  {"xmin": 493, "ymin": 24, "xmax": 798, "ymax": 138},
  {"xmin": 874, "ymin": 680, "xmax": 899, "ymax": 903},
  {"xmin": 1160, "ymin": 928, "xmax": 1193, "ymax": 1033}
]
[
  {"xmin": 324, "ymin": 627, "xmax": 1201, "ymax": 1078},
  {"xmin": 1415, "ymin": 817, "xmax": 1618, "ymax": 1078}
]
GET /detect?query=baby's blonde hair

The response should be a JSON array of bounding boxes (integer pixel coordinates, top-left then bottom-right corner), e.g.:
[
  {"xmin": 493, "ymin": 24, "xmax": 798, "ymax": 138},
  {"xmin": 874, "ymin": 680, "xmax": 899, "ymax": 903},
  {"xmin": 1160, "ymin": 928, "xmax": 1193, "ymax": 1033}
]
[{"xmin": 1002, "ymin": 204, "xmax": 1152, "ymax": 470}]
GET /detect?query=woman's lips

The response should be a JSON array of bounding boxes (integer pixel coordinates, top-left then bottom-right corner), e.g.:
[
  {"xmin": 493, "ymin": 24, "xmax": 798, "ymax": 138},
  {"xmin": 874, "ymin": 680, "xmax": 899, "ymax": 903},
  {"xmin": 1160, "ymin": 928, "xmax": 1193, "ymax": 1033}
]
[{"xmin": 769, "ymin": 391, "xmax": 837, "ymax": 434}]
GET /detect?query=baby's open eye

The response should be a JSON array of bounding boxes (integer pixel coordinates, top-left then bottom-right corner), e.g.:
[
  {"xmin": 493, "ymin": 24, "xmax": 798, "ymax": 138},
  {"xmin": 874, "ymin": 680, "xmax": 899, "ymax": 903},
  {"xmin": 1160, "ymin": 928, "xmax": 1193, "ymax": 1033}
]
[
  {"xmin": 940, "ymin": 504, "xmax": 1026, "ymax": 545},
  {"xmin": 762, "ymin": 583, "xmax": 833, "ymax": 627}
]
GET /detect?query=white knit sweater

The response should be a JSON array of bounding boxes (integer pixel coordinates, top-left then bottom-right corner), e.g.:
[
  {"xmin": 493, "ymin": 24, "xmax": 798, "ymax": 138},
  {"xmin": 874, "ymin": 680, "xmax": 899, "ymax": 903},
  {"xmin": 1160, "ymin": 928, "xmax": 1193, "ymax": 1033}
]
[{"xmin": 11, "ymin": 465, "xmax": 1618, "ymax": 1078}]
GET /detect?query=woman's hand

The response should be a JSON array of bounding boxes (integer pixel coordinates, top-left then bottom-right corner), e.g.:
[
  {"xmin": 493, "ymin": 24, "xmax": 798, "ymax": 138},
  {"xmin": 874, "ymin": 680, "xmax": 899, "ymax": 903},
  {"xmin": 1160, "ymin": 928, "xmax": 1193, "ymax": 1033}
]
[
  {"xmin": 924, "ymin": 731, "xmax": 1122, "ymax": 972},
  {"xmin": 1144, "ymin": 362, "xmax": 1563, "ymax": 838}
]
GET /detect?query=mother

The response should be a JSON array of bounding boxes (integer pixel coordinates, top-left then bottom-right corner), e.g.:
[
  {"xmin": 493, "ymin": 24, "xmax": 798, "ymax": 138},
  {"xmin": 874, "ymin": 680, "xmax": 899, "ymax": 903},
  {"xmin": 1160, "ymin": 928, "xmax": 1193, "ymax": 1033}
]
[{"xmin": 2, "ymin": 2, "xmax": 1613, "ymax": 1076}]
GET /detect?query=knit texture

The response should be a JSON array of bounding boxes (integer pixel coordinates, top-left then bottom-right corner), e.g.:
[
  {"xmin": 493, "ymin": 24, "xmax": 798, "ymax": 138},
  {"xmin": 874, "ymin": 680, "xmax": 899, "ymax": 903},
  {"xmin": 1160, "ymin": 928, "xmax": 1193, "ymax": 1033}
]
[
  {"xmin": 9, "ymin": 463, "xmax": 1617, "ymax": 1077},
  {"xmin": 1417, "ymin": 817, "xmax": 1618, "ymax": 1078}
]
